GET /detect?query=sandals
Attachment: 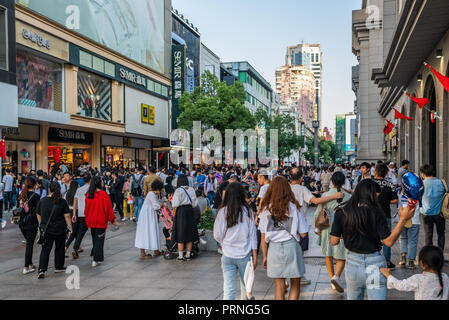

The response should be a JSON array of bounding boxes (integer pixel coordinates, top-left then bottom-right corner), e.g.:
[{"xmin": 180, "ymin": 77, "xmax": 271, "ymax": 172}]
[{"xmin": 140, "ymin": 254, "xmax": 153, "ymax": 259}]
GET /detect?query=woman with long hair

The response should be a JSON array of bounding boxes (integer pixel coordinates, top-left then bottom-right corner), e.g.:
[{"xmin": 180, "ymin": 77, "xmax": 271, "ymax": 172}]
[
  {"xmin": 85, "ymin": 176, "xmax": 118, "ymax": 267},
  {"xmin": 36, "ymin": 182, "xmax": 72, "ymax": 279},
  {"xmin": 330, "ymin": 179, "xmax": 415, "ymax": 300},
  {"xmin": 314, "ymin": 172, "xmax": 351, "ymax": 293},
  {"xmin": 171, "ymin": 174, "xmax": 198, "ymax": 261},
  {"xmin": 17, "ymin": 177, "xmax": 40, "ymax": 275},
  {"xmin": 214, "ymin": 182, "xmax": 258, "ymax": 300},
  {"xmin": 259, "ymin": 176, "xmax": 309, "ymax": 300}
]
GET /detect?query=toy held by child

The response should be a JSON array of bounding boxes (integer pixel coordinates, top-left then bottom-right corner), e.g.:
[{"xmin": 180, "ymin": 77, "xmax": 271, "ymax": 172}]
[{"xmin": 380, "ymin": 246, "xmax": 449, "ymax": 300}]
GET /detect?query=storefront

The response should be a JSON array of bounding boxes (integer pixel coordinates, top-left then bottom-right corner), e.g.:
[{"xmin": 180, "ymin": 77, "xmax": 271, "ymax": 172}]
[
  {"xmin": 47, "ymin": 127, "xmax": 93, "ymax": 173},
  {"xmin": 101, "ymin": 134, "xmax": 151, "ymax": 169},
  {"xmin": 1, "ymin": 124, "xmax": 39, "ymax": 174}
]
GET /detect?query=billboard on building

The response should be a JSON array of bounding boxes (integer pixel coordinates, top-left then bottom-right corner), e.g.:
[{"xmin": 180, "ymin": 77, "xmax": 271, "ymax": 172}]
[
  {"xmin": 345, "ymin": 114, "xmax": 356, "ymax": 153},
  {"xmin": 16, "ymin": 0, "xmax": 165, "ymax": 74}
]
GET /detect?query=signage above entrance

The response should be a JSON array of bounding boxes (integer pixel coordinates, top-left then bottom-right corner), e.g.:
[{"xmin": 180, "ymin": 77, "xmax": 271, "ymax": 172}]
[
  {"xmin": 48, "ymin": 128, "xmax": 93, "ymax": 144},
  {"xmin": 22, "ymin": 28, "xmax": 50, "ymax": 50}
]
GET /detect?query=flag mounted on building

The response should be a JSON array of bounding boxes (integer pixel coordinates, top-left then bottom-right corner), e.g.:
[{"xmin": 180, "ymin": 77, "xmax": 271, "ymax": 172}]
[
  {"xmin": 405, "ymin": 92, "xmax": 429, "ymax": 109},
  {"xmin": 424, "ymin": 62, "xmax": 449, "ymax": 93},
  {"xmin": 394, "ymin": 108, "xmax": 413, "ymax": 121},
  {"xmin": 0, "ymin": 139, "xmax": 5, "ymax": 160},
  {"xmin": 384, "ymin": 120, "xmax": 394, "ymax": 135}
]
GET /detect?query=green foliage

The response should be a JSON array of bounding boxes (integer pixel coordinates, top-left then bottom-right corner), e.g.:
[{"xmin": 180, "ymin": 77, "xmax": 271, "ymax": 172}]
[
  {"xmin": 198, "ymin": 207, "xmax": 215, "ymax": 231},
  {"xmin": 305, "ymin": 137, "xmax": 337, "ymax": 164},
  {"xmin": 254, "ymin": 107, "xmax": 305, "ymax": 161},
  {"xmin": 177, "ymin": 71, "xmax": 256, "ymax": 136}
]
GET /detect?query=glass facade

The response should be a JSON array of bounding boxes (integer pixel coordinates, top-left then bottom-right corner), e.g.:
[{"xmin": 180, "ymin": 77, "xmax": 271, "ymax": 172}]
[
  {"xmin": 240, "ymin": 71, "xmax": 271, "ymax": 100},
  {"xmin": 77, "ymin": 69, "xmax": 112, "ymax": 121},
  {"xmin": 16, "ymin": 50, "xmax": 63, "ymax": 111},
  {"xmin": 0, "ymin": 6, "xmax": 6, "ymax": 71}
]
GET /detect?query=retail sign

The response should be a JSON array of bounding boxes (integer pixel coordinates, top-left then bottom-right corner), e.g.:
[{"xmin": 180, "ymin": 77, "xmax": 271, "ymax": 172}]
[
  {"xmin": 1, "ymin": 124, "xmax": 40, "ymax": 142},
  {"xmin": 141, "ymin": 104, "xmax": 155, "ymax": 125},
  {"xmin": 48, "ymin": 128, "xmax": 93, "ymax": 144},
  {"xmin": 119, "ymin": 67, "xmax": 146, "ymax": 87},
  {"xmin": 172, "ymin": 45, "xmax": 186, "ymax": 102},
  {"xmin": 22, "ymin": 28, "xmax": 50, "ymax": 50}
]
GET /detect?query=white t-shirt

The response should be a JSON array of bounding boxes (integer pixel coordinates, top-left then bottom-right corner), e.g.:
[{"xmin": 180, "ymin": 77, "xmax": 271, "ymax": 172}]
[
  {"xmin": 2, "ymin": 175, "xmax": 13, "ymax": 192},
  {"xmin": 258, "ymin": 184, "xmax": 270, "ymax": 199},
  {"xmin": 74, "ymin": 183, "xmax": 90, "ymax": 217},
  {"xmin": 290, "ymin": 184, "xmax": 314, "ymax": 210},
  {"xmin": 0, "ymin": 182, "xmax": 4, "ymax": 200},
  {"xmin": 258, "ymin": 202, "xmax": 309, "ymax": 243},
  {"xmin": 172, "ymin": 186, "xmax": 198, "ymax": 208}
]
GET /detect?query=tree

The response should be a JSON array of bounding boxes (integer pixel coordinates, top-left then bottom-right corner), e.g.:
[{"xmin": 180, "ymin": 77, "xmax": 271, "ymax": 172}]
[
  {"xmin": 177, "ymin": 71, "xmax": 256, "ymax": 136},
  {"xmin": 254, "ymin": 107, "xmax": 304, "ymax": 161},
  {"xmin": 305, "ymin": 137, "xmax": 337, "ymax": 165}
]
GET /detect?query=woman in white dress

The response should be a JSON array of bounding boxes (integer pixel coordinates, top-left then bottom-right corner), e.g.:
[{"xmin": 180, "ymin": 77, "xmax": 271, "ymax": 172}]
[{"xmin": 135, "ymin": 179, "xmax": 164, "ymax": 259}]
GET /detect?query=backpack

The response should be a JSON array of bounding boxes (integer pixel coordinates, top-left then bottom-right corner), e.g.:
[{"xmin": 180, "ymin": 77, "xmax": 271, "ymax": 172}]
[
  {"xmin": 440, "ymin": 179, "xmax": 449, "ymax": 220},
  {"xmin": 131, "ymin": 175, "xmax": 144, "ymax": 197}
]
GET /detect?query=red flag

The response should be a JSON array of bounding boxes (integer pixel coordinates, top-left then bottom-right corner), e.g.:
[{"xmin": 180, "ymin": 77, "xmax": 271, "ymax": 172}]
[
  {"xmin": 0, "ymin": 139, "xmax": 5, "ymax": 159},
  {"xmin": 405, "ymin": 92, "xmax": 429, "ymax": 109},
  {"xmin": 384, "ymin": 120, "xmax": 394, "ymax": 135},
  {"xmin": 431, "ymin": 112, "xmax": 435, "ymax": 124},
  {"xmin": 424, "ymin": 62, "xmax": 449, "ymax": 93},
  {"xmin": 394, "ymin": 108, "xmax": 413, "ymax": 121}
]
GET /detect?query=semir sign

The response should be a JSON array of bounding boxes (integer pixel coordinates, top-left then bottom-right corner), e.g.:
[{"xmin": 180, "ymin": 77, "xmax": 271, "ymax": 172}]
[
  {"xmin": 22, "ymin": 28, "xmax": 51, "ymax": 50},
  {"xmin": 119, "ymin": 67, "xmax": 146, "ymax": 87}
]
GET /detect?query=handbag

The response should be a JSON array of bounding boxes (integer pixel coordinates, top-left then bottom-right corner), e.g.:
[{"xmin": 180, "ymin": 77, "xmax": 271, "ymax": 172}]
[
  {"xmin": 36, "ymin": 205, "xmax": 57, "ymax": 245},
  {"xmin": 315, "ymin": 206, "xmax": 330, "ymax": 232},
  {"xmin": 12, "ymin": 193, "xmax": 37, "ymax": 225}
]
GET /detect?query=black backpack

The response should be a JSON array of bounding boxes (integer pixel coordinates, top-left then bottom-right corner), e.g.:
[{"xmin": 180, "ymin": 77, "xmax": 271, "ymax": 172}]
[{"xmin": 131, "ymin": 175, "xmax": 144, "ymax": 197}]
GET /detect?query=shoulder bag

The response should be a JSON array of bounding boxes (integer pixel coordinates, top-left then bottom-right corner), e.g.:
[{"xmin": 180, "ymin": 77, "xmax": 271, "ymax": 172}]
[
  {"xmin": 36, "ymin": 204, "xmax": 57, "ymax": 245},
  {"xmin": 12, "ymin": 193, "xmax": 37, "ymax": 226}
]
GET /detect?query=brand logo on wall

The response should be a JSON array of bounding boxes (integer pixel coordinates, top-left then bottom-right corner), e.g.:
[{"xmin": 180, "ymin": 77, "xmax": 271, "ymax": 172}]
[
  {"xmin": 48, "ymin": 128, "xmax": 93, "ymax": 144},
  {"xmin": 172, "ymin": 45, "xmax": 186, "ymax": 101},
  {"xmin": 119, "ymin": 67, "xmax": 146, "ymax": 87},
  {"xmin": 141, "ymin": 104, "xmax": 155, "ymax": 125},
  {"xmin": 22, "ymin": 28, "xmax": 51, "ymax": 50}
]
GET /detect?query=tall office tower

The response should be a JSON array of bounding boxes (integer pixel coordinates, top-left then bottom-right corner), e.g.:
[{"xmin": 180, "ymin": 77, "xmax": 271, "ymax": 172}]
[{"xmin": 285, "ymin": 44, "xmax": 322, "ymax": 126}]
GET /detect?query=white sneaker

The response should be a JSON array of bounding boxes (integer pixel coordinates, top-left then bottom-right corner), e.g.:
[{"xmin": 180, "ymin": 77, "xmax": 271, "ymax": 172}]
[
  {"xmin": 1, "ymin": 220, "xmax": 6, "ymax": 229},
  {"xmin": 331, "ymin": 275, "xmax": 344, "ymax": 293},
  {"xmin": 301, "ymin": 276, "xmax": 311, "ymax": 285},
  {"xmin": 21, "ymin": 240, "xmax": 26, "ymax": 244},
  {"xmin": 121, "ymin": 218, "xmax": 127, "ymax": 222},
  {"xmin": 199, "ymin": 237, "xmax": 207, "ymax": 245},
  {"xmin": 92, "ymin": 261, "xmax": 101, "ymax": 267},
  {"xmin": 23, "ymin": 267, "xmax": 35, "ymax": 275},
  {"xmin": 217, "ymin": 248, "xmax": 223, "ymax": 255},
  {"xmin": 331, "ymin": 283, "xmax": 336, "ymax": 291}
]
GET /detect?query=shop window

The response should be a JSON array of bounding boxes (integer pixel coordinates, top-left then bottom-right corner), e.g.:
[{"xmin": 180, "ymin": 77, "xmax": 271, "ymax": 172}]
[
  {"xmin": 77, "ymin": 69, "xmax": 112, "ymax": 121},
  {"xmin": 16, "ymin": 51, "xmax": 63, "ymax": 111},
  {"xmin": 0, "ymin": 6, "xmax": 7, "ymax": 71}
]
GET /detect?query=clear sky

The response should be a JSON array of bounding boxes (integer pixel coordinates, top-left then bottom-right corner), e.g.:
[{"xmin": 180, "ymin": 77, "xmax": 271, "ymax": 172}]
[{"xmin": 172, "ymin": 0, "xmax": 362, "ymax": 133}]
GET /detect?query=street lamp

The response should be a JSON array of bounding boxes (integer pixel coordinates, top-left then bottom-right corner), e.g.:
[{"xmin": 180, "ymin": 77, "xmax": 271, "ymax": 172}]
[{"xmin": 312, "ymin": 120, "xmax": 320, "ymax": 167}]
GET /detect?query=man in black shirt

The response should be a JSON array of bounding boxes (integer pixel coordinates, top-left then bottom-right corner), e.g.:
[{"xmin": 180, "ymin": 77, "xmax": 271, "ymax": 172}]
[{"xmin": 374, "ymin": 163, "xmax": 398, "ymax": 269}]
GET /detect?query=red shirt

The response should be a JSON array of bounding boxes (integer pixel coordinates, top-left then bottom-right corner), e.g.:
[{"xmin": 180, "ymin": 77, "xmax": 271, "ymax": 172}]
[{"xmin": 84, "ymin": 190, "xmax": 115, "ymax": 229}]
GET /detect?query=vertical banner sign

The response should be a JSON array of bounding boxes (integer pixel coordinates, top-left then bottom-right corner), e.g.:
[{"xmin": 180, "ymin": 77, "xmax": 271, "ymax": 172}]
[
  {"xmin": 142, "ymin": 104, "xmax": 149, "ymax": 124},
  {"xmin": 172, "ymin": 45, "xmax": 186, "ymax": 130}
]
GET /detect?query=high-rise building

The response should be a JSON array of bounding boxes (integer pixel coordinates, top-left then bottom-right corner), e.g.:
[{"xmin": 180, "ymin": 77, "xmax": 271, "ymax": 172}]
[
  {"xmin": 275, "ymin": 65, "xmax": 315, "ymax": 129},
  {"xmin": 285, "ymin": 44, "xmax": 322, "ymax": 125}
]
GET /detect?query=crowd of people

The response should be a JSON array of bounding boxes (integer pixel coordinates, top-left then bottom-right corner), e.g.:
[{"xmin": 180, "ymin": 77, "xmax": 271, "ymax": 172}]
[{"xmin": 1, "ymin": 159, "xmax": 448, "ymax": 300}]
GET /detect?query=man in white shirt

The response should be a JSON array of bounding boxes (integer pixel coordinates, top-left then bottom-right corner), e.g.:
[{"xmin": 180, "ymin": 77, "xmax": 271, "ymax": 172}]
[
  {"xmin": 0, "ymin": 181, "xmax": 5, "ymax": 229},
  {"xmin": 387, "ymin": 162, "xmax": 398, "ymax": 186},
  {"xmin": 68, "ymin": 174, "xmax": 91, "ymax": 259},
  {"xmin": 2, "ymin": 169, "xmax": 14, "ymax": 213}
]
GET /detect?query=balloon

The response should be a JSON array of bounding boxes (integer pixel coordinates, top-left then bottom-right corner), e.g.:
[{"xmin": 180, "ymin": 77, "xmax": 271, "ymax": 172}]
[{"xmin": 402, "ymin": 172, "xmax": 424, "ymax": 202}]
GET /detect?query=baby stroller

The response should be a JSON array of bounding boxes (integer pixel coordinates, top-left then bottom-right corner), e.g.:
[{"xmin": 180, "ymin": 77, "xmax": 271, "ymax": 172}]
[{"xmin": 162, "ymin": 205, "xmax": 205, "ymax": 260}]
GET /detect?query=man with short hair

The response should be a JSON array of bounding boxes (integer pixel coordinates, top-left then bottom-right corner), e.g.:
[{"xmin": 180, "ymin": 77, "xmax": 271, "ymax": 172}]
[
  {"xmin": 353, "ymin": 162, "xmax": 372, "ymax": 191},
  {"xmin": 37, "ymin": 170, "xmax": 50, "ymax": 194},
  {"xmin": 2, "ymin": 169, "xmax": 14, "ymax": 213},
  {"xmin": 144, "ymin": 167, "xmax": 162, "ymax": 196},
  {"xmin": 397, "ymin": 160, "xmax": 410, "ymax": 190},
  {"xmin": 419, "ymin": 164, "xmax": 447, "ymax": 258},
  {"xmin": 60, "ymin": 172, "xmax": 72, "ymax": 200},
  {"xmin": 60, "ymin": 161, "xmax": 68, "ymax": 174}
]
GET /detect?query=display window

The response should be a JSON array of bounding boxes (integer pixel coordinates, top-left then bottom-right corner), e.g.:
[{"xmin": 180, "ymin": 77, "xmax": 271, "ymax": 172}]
[
  {"xmin": 1, "ymin": 141, "xmax": 35, "ymax": 175},
  {"xmin": 48, "ymin": 145, "xmax": 91, "ymax": 173},
  {"xmin": 16, "ymin": 50, "xmax": 63, "ymax": 111},
  {"xmin": 77, "ymin": 69, "xmax": 112, "ymax": 121}
]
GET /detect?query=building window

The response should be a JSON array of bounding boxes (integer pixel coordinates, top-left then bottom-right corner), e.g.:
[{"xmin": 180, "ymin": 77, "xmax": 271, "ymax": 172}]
[
  {"xmin": 16, "ymin": 50, "xmax": 64, "ymax": 111},
  {"xmin": 0, "ymin": 6, "xmax": 7, "ymax": 71},
  {"xmin": 239, "ymin": 71, "xmax": 247, "ymax": 83},
  {"xmin": 77, "ymin": 69, "xmax": 112, "ymax": 121}
]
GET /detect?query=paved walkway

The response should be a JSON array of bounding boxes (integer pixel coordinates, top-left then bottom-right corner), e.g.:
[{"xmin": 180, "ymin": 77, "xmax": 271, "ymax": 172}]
[{"xmin": 0, "ymin": 206, "xmax": 448, "ymax": 300}]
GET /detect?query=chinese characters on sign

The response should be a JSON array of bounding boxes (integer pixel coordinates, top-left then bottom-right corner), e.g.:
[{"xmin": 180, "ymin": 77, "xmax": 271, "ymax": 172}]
[
  {"xmin": 172, "ymin": 45, "xmax": 186, "ymax": 102},
  {"xmin": 119, "ymin": 68, "xmax": 146, "ymax": 87},
  {"xmin": 22, "ymin": 28, "xmax": 51, "ymax": 50}
]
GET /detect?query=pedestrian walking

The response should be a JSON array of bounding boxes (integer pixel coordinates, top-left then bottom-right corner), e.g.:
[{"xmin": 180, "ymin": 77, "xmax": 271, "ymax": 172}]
[
  {"xmin": 214, "ymin": 182, "xmax": 258, "ymax": 300},
  {"xmin": 36, "ymin": 182, "xmax": 73, "ymax": 279},
  {"xmin": 17, "ymin": 177, "xmax": 40, "ymax": 275},
  {"xmin": 131, "ymin": 167, "xmax": 145, "ymax": 221},
  {"xmin": 381, "ymin": 246, "xmax": 449, "ymax": 300},
  {"xmin": 330, "ymin": 179, "xmax": 415, "ymax": 300},
  {"xmin": 85, "ymin": 176, "xmax": 118, "ymax": 267},
  {"xmin": 3, "ymin": 169, "xmax": 14, "ymax": 213},
  {"xmin": 259, "ymin": 176, "xmax": 309, "ymax": 300}
]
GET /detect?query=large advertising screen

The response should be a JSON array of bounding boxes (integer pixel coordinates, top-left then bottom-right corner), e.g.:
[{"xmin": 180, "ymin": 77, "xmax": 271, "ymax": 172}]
[
  {"xmin": 345, "ymin": 114, "xmax": 356, "ymax": 153},
  {"xmin": 16, "ymin": 0, "xmax": 165, "ymax": 74}
]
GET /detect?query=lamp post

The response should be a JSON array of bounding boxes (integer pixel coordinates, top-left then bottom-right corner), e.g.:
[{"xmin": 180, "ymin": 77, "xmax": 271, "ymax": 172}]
[{"xmin": 312, "ymin": 120, "xmax": 320, "ymax": 167}]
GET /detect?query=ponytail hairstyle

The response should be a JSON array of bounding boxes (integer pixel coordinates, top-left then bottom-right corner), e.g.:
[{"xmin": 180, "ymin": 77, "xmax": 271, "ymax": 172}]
[
  {"xmin": 18, "ymin": 177, "xmax": 37, "ymax": 203},
  {"xmin": 419, "ymin": 246, "xmax": 445, "ymax": 297},
  {"xmin": 88, "ymin": 176, "xmax": 103, "ymax": 199},
  {"xmin": 65, "ymin": 180, "xmax": 79, "ymax": 206},
  {"xmin": 49, "ymin": 181, "xmax": 62, "ymax": 204}
]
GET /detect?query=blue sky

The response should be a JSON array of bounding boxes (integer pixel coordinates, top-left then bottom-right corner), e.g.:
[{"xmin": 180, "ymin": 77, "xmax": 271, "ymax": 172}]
[{"xmin": 171, "ymin": 0, "xmax": 362, "ymax": 132}]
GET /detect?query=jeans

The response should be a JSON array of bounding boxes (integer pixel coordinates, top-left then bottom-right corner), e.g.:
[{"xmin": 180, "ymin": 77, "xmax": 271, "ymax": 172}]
[
  {"xmin": 421, "ymin": 214, "xmax": 446, "ymax": 250},
  {"xmin": 345, "ymin": 251, "xmax": 387, "ymax": 300},
  {"xmin": 207, "ymin": 192, "xmax": 215, "ymax": 208},
  {"xmin": 0, "ymin": 199, "xmax": 3, "ymax": 221},
  {"xmin": 90, "ymin": 228, "xmax": 106, "ymax": 262},
  {"xmin": 3, "ymin": 192, "xmax": 13, "ymax": 211},
  {"xmin": 133, "ymin": 196, "xmax": 144, "ymax": 221},
  {"xmin": 221, "ymin": 254, "xmax": 251, "ymax": 300},
  {"xmin": 20, "ymin": 227, "xmax": 37, "ymax": 267},
  {"xmin": 66, "ymin": 217, "xmax": 88, "ymax": 251},
  {"xmin": 382, "ymin": 218, "xmax": 392, "ymax": 262},
  {"xmin": 400, "ymin": 225, "xmax": 420, "ymax": 260},
  {"xmin": 114, "ymin": 193, "xmax": 123, "ymax": 219},
  {"xmin": 38, "ymin": 233, "xmax": 66, "ymax": 272}
]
